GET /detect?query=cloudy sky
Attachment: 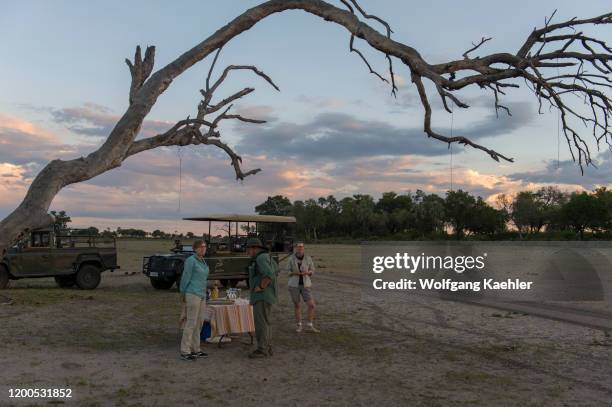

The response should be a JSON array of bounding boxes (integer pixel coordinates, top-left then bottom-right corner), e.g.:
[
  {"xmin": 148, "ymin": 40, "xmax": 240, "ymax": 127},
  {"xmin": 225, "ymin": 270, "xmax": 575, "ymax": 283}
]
[{"xmin": 1, "ymin": 0, "xmax": 610, "ymax": 234}]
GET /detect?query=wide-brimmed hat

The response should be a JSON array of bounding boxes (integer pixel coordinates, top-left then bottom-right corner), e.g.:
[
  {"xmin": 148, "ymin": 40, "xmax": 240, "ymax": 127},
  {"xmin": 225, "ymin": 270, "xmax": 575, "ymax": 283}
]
[{"xmin": 246, "ymin": 238, "xmax": 266, "ymax": 249}]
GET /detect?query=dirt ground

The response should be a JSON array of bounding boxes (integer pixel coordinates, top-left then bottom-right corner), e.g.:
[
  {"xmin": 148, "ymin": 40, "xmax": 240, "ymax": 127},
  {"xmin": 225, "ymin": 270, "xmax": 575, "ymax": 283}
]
[{"xmin": 1, "ymin": 240, "xmax": 611, "ymax": 406}]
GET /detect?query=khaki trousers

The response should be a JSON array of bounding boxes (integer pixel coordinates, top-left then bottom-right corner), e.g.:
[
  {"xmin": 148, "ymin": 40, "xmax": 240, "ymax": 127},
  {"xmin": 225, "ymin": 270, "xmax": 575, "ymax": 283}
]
[{"xmin": 180, "ymin": 293, "xmax": 207, "ymax": 354}]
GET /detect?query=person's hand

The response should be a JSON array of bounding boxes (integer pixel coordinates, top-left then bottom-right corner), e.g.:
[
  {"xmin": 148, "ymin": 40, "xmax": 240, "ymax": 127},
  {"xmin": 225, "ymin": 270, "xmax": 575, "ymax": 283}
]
[
  {"xmin": 253, "ymin": 286, "xmax": 263, "ymax": 292},
  {"xmin": 180, "ymin": 293, "xmax": 186, "ymax": 303}
]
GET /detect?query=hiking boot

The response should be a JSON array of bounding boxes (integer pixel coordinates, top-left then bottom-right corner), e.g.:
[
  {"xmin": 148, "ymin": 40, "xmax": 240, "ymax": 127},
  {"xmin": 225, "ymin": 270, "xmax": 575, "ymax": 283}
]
[
  {"xmin": 268, "ymin": 346, "xmax": 273, "ymax": 357},
  {"xmin": 180, "ymin": 353, "xmax": 196, "ymax": 361},
  {"xmin": 248, "ymin": 349, "xmax": 268, "ymax": 359},
  {"xmin": 191, "ymin": 351, "xmax": 208, "ymax": 358},
  {"xmin": 295, "ymin": 323, "xmax": 303, "ymax": 333},
  {"xmin": 305, "ymin": 323, "xmax": 320, "ymax": 333}
]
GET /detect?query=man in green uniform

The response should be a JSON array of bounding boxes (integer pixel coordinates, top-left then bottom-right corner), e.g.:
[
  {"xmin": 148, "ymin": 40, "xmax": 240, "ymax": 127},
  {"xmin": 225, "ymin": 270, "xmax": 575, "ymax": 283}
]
[{"xmin": 246, "ymin": 238, "xmax": 278, "ymax": 358}]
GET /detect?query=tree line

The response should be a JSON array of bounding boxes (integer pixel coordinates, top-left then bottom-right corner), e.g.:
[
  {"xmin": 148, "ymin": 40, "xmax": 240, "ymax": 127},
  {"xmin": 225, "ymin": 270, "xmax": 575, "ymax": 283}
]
[
  {"xmin": 48, "ymin": 212, "xmax": 199, "ymax": 239},
  {"xmin": 254, "ymin": 187, "xmax": 612, "ymax": 241}
]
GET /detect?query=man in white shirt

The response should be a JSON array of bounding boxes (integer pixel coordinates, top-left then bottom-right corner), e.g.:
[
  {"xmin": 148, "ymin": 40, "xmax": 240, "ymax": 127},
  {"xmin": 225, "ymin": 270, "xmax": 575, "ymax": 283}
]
[{"xmin": 285, "ymin": 242, "xmax": 319, "ymax": 333}]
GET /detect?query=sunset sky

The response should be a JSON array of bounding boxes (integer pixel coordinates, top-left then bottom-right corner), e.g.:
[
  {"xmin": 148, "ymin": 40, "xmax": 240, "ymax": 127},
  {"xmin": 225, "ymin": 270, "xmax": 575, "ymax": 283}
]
[{"xmin": 1, "ymin": 0, "xmax": 610, "ymax": 234}]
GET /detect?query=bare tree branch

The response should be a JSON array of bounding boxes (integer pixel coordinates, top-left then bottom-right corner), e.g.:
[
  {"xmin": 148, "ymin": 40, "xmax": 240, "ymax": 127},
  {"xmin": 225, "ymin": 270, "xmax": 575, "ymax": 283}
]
[
  {"xmin": 349, "ymin": 35, "xmax": 389, "ymax": 84},
  {"xmin": 412, "ymin": 71, "xmax": 514, "ymax": 163},
  {"xmin": 343, "ymin": 0, "xmax": 397, "ymax": 96},
  {"xmin": 125, "ymin": 45, "xmax": 155, "ymax": 105},
  {"xmin": 463, "ymin": 36, "xmax": 492, "ymax": 59},
  {"xmin": 347, "ymin": 0, "xmax": 393, "ymax": 37}
]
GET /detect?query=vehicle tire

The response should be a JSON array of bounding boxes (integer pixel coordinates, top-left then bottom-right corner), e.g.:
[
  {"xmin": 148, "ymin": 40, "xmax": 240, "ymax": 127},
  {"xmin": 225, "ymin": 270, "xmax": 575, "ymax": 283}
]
[
  {"xmin": 0, "ymin": 265, "xmax": 9, "ymax": 289},
  {"xmin": 76, "ymin": 264, "xmax": 102, "ymax": 290},
  {"xmin": 150, "ymin": 278, "xmax": 175, "ymax": 290},
  {"xmin": 54, "ymin": 275, "xmax": 76, "ymax": 288}
]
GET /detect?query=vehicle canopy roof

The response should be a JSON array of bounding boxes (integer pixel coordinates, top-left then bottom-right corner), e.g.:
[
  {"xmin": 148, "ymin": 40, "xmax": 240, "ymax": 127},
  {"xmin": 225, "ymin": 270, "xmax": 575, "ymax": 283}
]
[{"xmin": 183, "ymin": 214, "xmax": 296, "ymax": 223}]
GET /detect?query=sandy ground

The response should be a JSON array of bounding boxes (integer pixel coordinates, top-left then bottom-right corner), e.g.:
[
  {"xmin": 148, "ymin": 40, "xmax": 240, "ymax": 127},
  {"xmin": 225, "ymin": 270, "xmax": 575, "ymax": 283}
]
[{"xmin": 1, "ymin": 241, "xmax": 611, "ymax": 406}]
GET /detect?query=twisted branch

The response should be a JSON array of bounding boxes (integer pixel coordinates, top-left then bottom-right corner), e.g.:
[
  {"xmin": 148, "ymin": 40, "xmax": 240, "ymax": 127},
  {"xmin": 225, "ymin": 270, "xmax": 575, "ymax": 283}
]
[{"xmin": 129, "ymin": 53, "xmax": 277, "ymax": 179}]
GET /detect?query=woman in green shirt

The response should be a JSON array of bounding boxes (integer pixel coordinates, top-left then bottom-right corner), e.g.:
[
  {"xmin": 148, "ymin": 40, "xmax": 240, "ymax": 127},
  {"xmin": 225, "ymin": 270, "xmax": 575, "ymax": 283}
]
[{"xmin": 179, "ymin": 240, "xmax": 209, "ymax": 361}]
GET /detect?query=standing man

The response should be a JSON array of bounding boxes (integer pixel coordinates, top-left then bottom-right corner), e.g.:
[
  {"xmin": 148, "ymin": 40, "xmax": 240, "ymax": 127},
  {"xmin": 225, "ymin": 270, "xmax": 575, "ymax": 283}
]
[
  {"xmin": 286, "ymin": 242, "xmax": 319, "ymax": 333},
  {"xmin": 246, "ymin": 238, "xmax": 278, "ymax": 358},
  {"xmin": 179, "ymin": 240, "xmax": 209, "ymax": 361}
]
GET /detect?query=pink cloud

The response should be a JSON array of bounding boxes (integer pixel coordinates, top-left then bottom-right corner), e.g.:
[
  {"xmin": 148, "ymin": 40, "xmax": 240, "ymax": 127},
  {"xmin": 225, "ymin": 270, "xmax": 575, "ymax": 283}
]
[{"xmin": 2, "ymin": 107, "xmax": 605, "ymax": 233}]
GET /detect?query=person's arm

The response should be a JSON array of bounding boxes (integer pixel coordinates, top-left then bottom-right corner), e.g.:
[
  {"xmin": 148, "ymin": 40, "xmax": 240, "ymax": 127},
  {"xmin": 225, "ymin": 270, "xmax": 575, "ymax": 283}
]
[
  {"xmin": 306, "ymin": 256, "xmax": 315, "ymax": 276},
  {"xmin": 254, "ymin": 254, "xmax": 274, "ymax": 292},
  {"xmin": 179, "ymin": 257, "xmax": 194, "ymax": 297},
  {"xmin": 256, "ymin": 276, "xmax": 272, "ymax": 291}
]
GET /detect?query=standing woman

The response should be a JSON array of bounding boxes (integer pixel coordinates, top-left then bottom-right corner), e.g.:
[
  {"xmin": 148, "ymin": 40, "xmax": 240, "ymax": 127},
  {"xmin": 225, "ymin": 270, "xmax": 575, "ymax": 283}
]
[{"xmin": 179, "ymin": 240, "xmax": 209, "ymax": 361}]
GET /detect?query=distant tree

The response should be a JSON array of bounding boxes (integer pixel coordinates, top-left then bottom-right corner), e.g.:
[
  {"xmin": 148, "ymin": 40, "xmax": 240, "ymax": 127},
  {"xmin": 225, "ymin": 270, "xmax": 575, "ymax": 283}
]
[
  {"xmin": 444, "ymin": 190, "xmax": 476, "ymax": 239},
  {"xmin": 100, "ymin": 228, "xmax": 117, "ymax": 238},
  {"xmin": 317, "ymin": 195, "xmax": 341, "ymax": 238},
  {"xmin": 510, "ymin": 192, "xmax": 541, "ymax": 235},
  {"xmin": 302, "ymin": 199, "xmax": 326, "ymax": 241},
  {"xmin": 533, "ymin": 186, "xmax": 568, "ymax": 232},
  {"xmin": 72, "ymin": 226, "xmax": 100, "ymax": 236},
  {"xmin": 413, "ymin": 190, "xmax": 445, "ymax": 236},
  {"xmin": 376, "ymin": 192, "xmax": 413, "ymax": 214},
  {"xmin": 593, "ymin": 187, "xmax": 612, "ymax": 233},
  {"xmin": 117, "ymin": 228, "xmax": 147, "ymax": 238},
  {"xmin": 561, "ymin": 191, "xmax": 607, "ymax": 239},
  {"xmin": 375, "ymin": 192, "xmax": 414, "ymax": 234},
  {"xmin": 186, "ymin": 232, "xmax": 195, "ymax": 239},
  {"xmin": 255, "ymin": 195, "xmax": 293, "ymax": 216},
  {"xmin": 240, "ymin": 224, "xmax": 255, "ymax": 234},
  {"xmin": 387, "ymin": 208, "xmax": 413, "ymax": 235},
  {"xmin": 353, "ymin": 194, "xmax": 376, "ymax": 237},
  {"xmin": 496, "ymin": 188, "xmax": 567, "ymax": 236},
  {"xmin": 338, "ymin": 197, "xmax": 357, "ymax": 237},
  {"xmin": 467, "ymin": 197, "xmax": 507, "ymax": 236},
  {"xmin": 292, "ymin": 200, "xmax": 306, "ymax": 238},
  {"xmin": 50, "ymin": 210, "xmax": 71, "ymax": 230}
]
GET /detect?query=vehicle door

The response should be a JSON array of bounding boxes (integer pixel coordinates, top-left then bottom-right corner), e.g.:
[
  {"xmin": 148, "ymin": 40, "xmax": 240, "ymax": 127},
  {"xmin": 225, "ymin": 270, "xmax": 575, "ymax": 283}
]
[
  {"xmin": 53, "ymin": 234, "xmax": 77, "ymax": 274},
  {"xmin": 18, "ymin": 231, "xmax": 56, "ymax": 276}
]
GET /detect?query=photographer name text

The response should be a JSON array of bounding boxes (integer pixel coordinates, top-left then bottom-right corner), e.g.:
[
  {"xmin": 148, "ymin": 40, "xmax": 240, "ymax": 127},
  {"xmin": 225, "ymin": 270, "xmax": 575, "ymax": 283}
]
[{"xmin": 371, "ymin": 252, "xmax": 533, "ymax": 291}]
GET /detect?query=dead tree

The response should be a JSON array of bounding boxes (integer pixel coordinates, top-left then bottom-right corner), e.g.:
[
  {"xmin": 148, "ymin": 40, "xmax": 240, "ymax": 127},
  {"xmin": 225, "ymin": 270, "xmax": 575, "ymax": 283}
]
[{"xmin": 0, "ymin": 0, "xmax": 610, "ymax": 255}]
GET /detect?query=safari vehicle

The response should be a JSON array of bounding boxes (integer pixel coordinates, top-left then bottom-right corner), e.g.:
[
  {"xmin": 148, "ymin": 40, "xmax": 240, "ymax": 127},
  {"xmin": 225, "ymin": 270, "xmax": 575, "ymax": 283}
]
[
  {"xmin": 142, "ymin": 214, "xmax": 296, "ymax": 290},
  {"xmin": 0, "ymin": 226, "xmax": 119, "ymax": 290}
]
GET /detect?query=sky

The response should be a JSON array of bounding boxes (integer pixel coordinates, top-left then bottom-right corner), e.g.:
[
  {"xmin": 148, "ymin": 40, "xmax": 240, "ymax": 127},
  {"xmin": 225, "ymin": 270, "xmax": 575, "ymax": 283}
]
[{"xmin": 0, "ymin": 0, "xmax": 610, "ymax": 234}]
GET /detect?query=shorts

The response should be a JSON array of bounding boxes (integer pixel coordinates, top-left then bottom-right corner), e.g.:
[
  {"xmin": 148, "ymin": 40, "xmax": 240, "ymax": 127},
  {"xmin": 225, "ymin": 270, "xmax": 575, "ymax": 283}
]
[{"xmin": 288, "ymin": 286, "xmax": 313, "ymax": 304}]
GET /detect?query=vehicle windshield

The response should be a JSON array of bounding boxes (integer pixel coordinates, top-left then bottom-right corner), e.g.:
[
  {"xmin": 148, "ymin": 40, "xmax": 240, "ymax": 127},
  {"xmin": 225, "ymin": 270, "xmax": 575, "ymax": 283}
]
[{"xmin": 179, "ymin": 214, "xmax": 296, "ymax": 254}]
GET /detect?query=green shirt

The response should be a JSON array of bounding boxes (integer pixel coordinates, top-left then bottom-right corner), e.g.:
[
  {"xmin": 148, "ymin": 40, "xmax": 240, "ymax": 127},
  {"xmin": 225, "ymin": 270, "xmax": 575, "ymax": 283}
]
[
  {"xmin": 248, "ymin": 251, "xmax": 278, "ymax": 305},
  {"xmin": 179, "ymin": 254, "xmax": 209, "ymax": 298}
]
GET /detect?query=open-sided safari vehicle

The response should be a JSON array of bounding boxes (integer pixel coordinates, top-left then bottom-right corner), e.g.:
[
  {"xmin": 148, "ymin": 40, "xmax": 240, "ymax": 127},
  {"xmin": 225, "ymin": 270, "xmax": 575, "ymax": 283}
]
[
  {"xmin": 0, "ymin": 226, "xmax": 119, "ymax": 290},
  {"xmin": 142, "ymin": 214, "xmax": 296, "ymax": 290}
]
